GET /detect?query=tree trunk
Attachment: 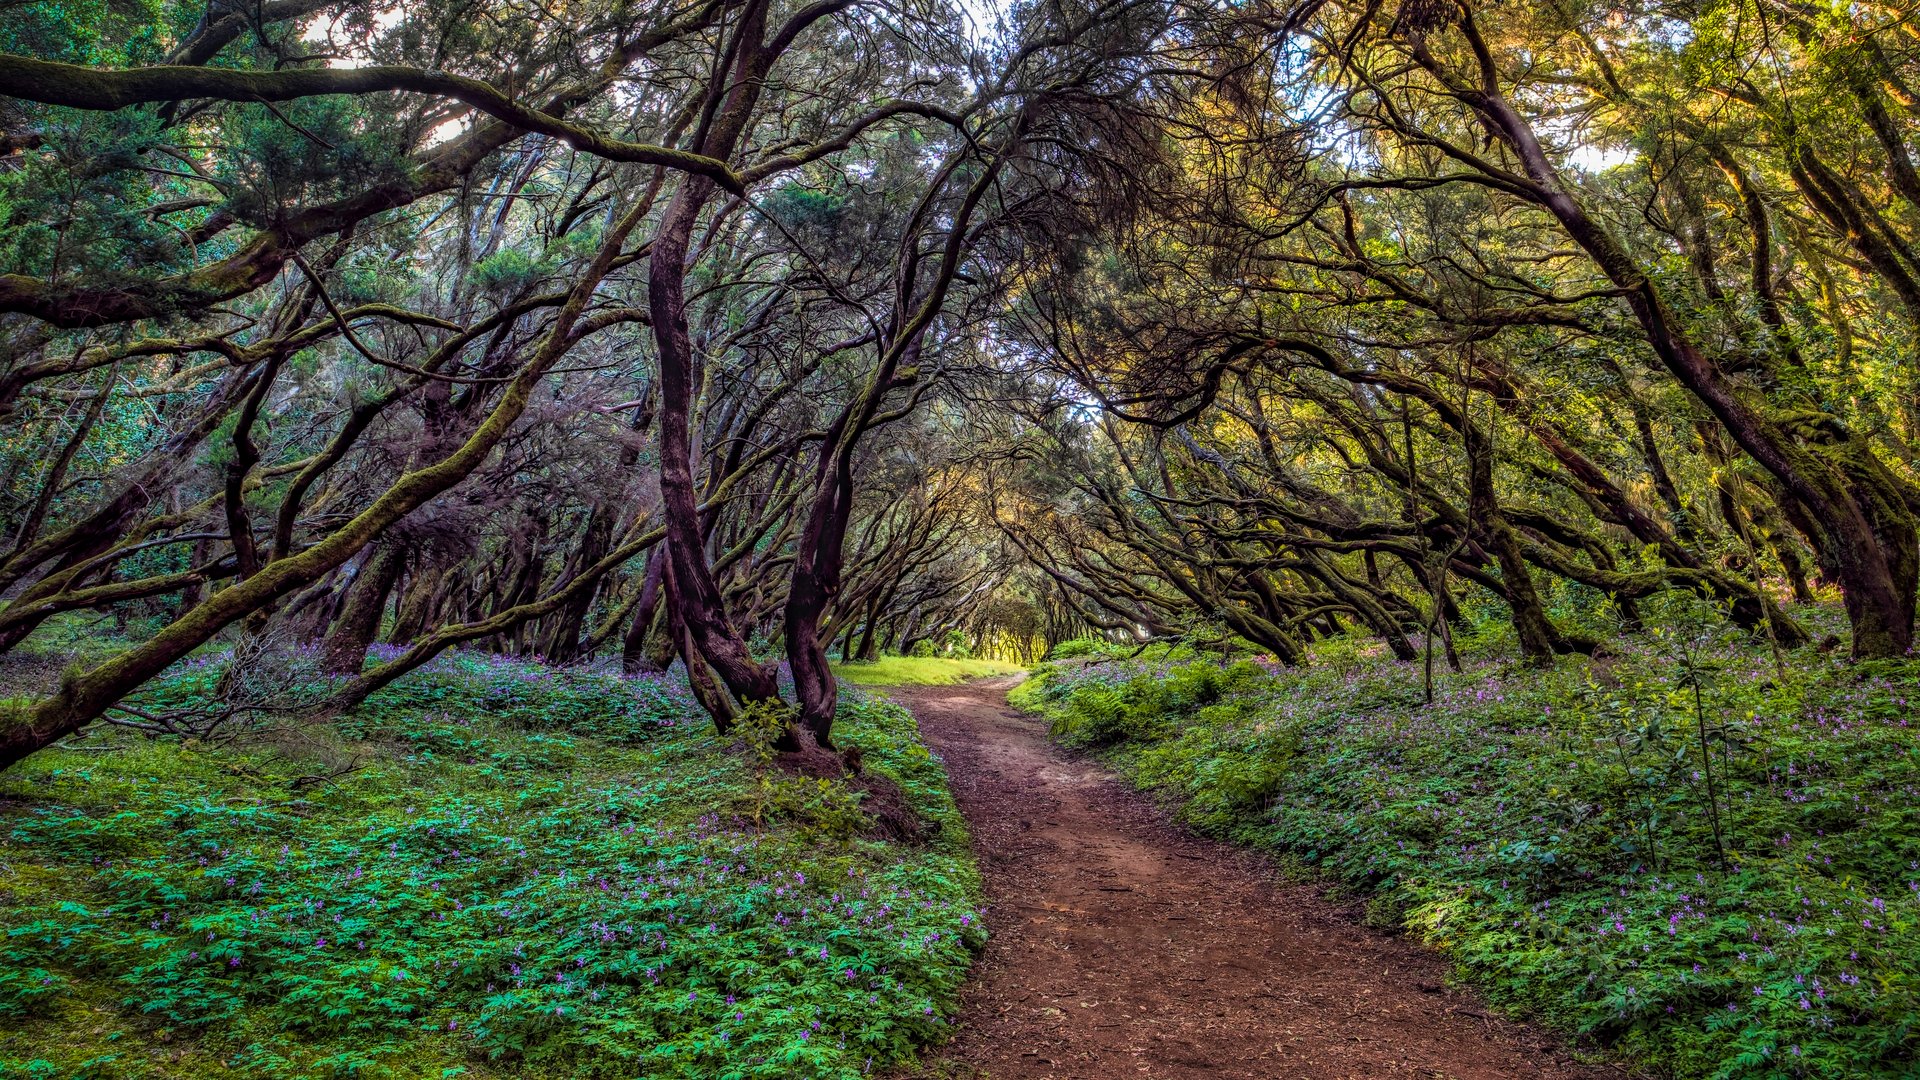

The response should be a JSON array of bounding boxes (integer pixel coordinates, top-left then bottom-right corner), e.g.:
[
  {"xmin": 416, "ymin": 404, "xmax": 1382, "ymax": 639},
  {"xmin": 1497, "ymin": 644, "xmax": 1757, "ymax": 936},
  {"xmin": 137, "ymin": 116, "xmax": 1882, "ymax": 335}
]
[
  {"xmin": 387, "ymin": 568, "xmax": 442, "ymax": 645},
  {"xmin": 642, "ymin": 0, "xmax": 785, "ymax": 716},
  {"xmin": 663, "ymin": 567, "xmax": 735, "ymax": 732},
  {"xmin": 1465, "ymin": 404, "xmax": 1556, "ymax": 665},
  {"xmin": 541, "ymin": 504, "xmax": 612, "ymax": 664},
  {"xmin": 621, "ymin": 548, "xmax": 670, "ymax": 674},
  {"xmin": 176, "ymin": 535, "xmax": 213, "ymax": 615},
  {"xmin": 322, "ymin": 546, "xmax": 405, "ymax": 675}
]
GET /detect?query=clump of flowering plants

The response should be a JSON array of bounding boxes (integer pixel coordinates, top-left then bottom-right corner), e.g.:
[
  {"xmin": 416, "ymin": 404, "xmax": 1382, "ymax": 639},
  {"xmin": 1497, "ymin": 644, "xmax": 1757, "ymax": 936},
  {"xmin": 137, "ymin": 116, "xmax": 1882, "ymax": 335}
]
[
  {"xmin": 0, "ymin": 653, "xmax": 982, "ymax": 1079},
  {"xmin": 1021, "ymin": 607, "xmax": 1920, "ymax": 1078}
]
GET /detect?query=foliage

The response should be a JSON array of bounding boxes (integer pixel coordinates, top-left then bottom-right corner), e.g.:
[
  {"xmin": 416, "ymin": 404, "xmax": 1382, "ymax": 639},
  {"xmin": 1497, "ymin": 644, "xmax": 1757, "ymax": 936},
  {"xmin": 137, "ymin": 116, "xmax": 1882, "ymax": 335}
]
[
  {"xmin": 0, "ymin": 652, "xmax": 983, "ymax": 1079},
  {"xmin": 1042, "ymin": 637, "xmax": 1101, "ymax": 660},
  {"xmin": 1019, "ymin": 616, "xmax": 1920, "ymax": 1078},
  {"xmin": 829, "ymin": 656, "xmax": 1024, "ymax": 687}
]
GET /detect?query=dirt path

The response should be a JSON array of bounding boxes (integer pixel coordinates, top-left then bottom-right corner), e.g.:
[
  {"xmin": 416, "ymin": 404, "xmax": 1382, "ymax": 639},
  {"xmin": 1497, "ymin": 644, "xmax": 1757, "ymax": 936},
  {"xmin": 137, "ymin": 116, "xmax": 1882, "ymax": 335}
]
[{"xmin": 888, "ymin": 677, "xmax": 1614, "ymax": 1080}]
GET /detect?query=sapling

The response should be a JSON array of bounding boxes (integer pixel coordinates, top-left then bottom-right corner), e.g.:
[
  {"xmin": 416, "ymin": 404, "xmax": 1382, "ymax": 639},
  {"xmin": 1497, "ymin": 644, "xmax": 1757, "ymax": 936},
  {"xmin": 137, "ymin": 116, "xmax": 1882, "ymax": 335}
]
[{"xmin": 1662, "ymin": 624, "xmax": 1730, "ymax": 872}]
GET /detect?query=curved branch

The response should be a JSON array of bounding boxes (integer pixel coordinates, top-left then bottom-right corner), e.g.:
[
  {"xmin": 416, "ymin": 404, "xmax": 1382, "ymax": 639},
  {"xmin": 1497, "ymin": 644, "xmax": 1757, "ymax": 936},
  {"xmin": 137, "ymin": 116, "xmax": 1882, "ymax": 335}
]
[{"xmin": 0, "ymin": 56, "xmax": 742, "ymax": 192}]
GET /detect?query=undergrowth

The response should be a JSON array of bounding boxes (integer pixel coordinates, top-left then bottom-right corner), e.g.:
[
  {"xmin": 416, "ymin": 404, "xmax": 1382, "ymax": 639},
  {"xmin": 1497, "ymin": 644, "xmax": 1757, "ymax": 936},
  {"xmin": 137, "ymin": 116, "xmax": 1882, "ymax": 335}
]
[
  {"xmin": 0, "ymin": 651, "xmax": 983, "ymax": 1079},
  {"xmin": 1017, "ymin": 609, "xmax": 1920, "ymax": 1079},
  {"xmin": 829, "ymin": 656, "xmax": 1024, "ymax": 686}
]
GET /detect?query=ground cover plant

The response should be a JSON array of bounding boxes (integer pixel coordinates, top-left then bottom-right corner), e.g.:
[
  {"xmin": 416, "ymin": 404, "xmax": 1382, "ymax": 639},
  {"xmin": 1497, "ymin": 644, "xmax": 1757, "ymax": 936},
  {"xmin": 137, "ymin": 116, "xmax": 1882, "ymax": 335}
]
[
  {"xmin": 1014, "ymin": 607, "xmax": 1920, "ymax": 1079},
  {"xmin": 0, "ymin": 649, "xmax": 983, "ymax": 1080},
  {"xmin": 829, "ymin": 656, "xmax": 1026, "ymax": 687}
]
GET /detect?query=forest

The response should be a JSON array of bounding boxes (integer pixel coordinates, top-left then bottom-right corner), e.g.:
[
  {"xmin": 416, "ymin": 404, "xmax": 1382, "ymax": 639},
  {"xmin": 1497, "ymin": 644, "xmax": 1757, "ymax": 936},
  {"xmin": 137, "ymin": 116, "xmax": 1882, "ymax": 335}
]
[{"xmin": 2, "ymin": 0, "xmax": 1919, "ymax": 1075}]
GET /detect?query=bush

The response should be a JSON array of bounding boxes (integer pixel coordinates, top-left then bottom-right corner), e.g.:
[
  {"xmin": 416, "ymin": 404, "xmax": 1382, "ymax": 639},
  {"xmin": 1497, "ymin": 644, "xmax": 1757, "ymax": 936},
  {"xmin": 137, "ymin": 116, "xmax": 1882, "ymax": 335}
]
[
  {"xmin": 1045, "ymin": 659, "xmax": 1271, "ymax": 750},
  {"xmin": 1045, "ymin": 638, "xmax": 1101, "ymax": 660}
]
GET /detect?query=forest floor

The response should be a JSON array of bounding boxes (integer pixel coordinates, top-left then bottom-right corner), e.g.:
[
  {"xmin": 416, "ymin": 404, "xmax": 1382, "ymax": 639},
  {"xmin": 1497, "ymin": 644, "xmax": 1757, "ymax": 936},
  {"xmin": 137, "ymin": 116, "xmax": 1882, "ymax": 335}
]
[{"xmin": 888, "ymin": 676, "xmax": 1616, "ymax": 1080}]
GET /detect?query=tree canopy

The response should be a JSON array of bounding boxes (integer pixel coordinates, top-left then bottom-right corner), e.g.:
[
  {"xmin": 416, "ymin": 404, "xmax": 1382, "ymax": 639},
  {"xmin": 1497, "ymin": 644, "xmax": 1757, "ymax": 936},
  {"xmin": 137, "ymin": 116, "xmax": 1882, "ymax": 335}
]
[{"xmin": 4, "ymin": 0, "xmax": 1920, "ymax": 766}]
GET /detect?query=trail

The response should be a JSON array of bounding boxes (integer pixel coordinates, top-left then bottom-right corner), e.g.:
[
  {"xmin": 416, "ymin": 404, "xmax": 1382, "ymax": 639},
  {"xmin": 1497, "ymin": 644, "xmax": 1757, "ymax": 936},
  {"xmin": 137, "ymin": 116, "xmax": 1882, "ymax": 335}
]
[{"xmin": 887, "ymin": 677, "xmax": 1614, "ymax": 1080}]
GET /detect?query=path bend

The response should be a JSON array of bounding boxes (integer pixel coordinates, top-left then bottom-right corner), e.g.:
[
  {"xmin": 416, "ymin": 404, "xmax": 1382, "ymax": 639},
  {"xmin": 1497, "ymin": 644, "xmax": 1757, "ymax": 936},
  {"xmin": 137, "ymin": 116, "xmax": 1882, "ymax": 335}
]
[{"xmin": 888, "ymin": 676, "xmax": 1615, "ymax": 1080}]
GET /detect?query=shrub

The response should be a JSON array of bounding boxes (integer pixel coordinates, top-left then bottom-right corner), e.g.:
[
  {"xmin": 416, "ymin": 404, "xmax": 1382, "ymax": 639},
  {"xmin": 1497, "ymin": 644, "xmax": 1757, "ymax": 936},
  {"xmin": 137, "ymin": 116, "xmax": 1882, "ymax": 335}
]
[{"xmin": 1045, "ymin": 638, "xmax": 1101, "ymax": 660}]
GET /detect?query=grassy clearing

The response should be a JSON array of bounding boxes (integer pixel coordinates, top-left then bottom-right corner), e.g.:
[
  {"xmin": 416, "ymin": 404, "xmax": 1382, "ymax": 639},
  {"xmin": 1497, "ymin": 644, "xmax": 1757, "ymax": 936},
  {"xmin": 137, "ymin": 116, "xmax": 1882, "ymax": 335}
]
[
  {"xmin": 1016, "ymin": 611, "xmax": 1920, "ymax": 1079},
  {"xmin": 829, "ymin": 656, "xmax": 1024, "ymax": 687},
  {"xmin": 0, "ymin": 650, "xmax": 983, "ymax": 1080}
]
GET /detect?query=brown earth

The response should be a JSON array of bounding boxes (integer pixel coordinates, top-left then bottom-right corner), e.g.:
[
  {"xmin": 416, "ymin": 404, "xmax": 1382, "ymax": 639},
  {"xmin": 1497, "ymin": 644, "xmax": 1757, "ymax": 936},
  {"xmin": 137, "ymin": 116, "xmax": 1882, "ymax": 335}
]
[{"xmin": 885, "ymin": 676, "xmax": 1622, "ymax": 1080}]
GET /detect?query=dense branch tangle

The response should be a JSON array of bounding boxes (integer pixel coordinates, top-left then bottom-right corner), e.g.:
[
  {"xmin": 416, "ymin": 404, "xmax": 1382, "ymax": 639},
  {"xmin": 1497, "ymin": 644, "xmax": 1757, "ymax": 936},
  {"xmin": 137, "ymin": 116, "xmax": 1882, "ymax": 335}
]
[
  {"xmin": 6, "ymin": 0, "xmax": 1916, "ymax": 771},
  {"xmin": 0, "ymin": 0, "xmax": 1168, "ymax": 767},
  {"xmin": 992, "ymin": 0, "xmax": 1915, "ymax": 667}
]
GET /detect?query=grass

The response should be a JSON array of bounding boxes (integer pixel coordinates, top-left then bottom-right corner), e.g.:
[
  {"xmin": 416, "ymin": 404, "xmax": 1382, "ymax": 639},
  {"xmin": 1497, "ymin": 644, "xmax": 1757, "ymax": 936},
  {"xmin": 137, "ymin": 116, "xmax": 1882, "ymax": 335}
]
[
  {"xmin": 0, "ymin": 648, "xmax": 984, "ymax": 1080},
  {"xmin": 1017, "ymin": 607, "xmax": 1920, "ymax": 1079},
  {"xmin": 828, "ymin": 656, "xmax": 1024, "ymax": 687}
]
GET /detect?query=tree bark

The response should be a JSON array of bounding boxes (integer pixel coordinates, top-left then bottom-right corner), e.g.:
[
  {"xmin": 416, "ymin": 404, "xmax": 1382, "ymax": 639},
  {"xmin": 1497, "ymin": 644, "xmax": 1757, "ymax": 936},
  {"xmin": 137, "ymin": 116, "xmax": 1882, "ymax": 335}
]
[
  {"xmin": 620, "ymin": 548, "xmax": 670, "ymax": 674},
  {"xmin": 644, "ymin": 0, "xmax": 784, "ymax": 714},
  {"xmin": 321, "ymin": 546, "xmax": 405, "ymax": 675}
]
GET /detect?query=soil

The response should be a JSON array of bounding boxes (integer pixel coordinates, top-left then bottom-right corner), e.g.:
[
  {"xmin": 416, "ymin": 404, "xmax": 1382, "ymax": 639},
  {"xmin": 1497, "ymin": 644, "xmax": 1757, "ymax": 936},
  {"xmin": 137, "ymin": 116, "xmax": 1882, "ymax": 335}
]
[{"xmin": 885, "ymin": 676, "xmax": 1620, "ymax": 1080}]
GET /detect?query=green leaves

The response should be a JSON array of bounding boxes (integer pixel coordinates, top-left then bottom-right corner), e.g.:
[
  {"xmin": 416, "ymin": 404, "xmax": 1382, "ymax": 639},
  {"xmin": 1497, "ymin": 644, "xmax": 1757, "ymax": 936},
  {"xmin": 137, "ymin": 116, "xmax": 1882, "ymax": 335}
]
[
  {"xmin": 1026, "ymin": 629, "xmax": 1920, "ymax": 1077},
  {"xmin": 0, "ymin": 655, "xmax": 982, "ymax": 1079},
  {"xmin": 468, "ymin": 248, "xmax": 551, "ymax": 296}
]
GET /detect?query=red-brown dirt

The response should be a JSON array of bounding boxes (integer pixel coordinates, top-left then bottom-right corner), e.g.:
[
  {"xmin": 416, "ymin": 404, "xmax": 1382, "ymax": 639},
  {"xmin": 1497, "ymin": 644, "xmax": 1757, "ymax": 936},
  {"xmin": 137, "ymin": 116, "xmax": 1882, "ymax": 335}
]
[{"xmin": 886, "ymin": 676, "xmax": 1622, "ymax": 1080}]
